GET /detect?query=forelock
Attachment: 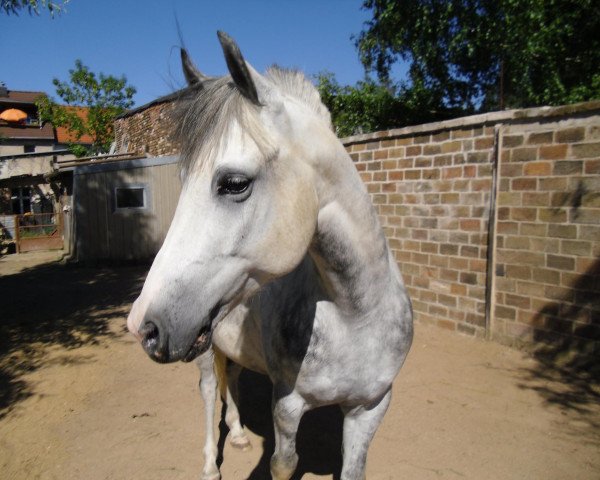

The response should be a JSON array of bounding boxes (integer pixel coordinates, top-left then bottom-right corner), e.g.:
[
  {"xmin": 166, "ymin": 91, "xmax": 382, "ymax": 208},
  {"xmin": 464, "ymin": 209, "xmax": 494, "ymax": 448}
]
[{"xmin": 173, "ymin": 76, "xmax": 270, "ymax": 176}]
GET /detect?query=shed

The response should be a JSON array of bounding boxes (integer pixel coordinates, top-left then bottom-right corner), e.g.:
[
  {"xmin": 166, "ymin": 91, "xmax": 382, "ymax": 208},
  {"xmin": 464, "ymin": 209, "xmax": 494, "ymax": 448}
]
[{"xmin": 72, "ymin": 155, "xmax": 181, "ymax": 263}]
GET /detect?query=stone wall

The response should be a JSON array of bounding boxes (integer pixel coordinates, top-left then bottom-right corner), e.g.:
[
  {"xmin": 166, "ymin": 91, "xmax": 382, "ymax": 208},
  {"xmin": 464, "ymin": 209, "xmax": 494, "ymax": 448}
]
[
  {"xmin": 114, "ymin": 101, "xmax": 178, "ymax": 157},
  {"xmin": 343, "ymin": 102, "xmax": 600, "ymax": 353}
]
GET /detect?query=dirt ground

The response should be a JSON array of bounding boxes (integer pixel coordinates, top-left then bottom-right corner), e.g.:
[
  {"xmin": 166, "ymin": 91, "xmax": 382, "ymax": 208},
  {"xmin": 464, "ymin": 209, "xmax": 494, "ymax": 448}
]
[{"xmin": 0, "ymin": 251, "xmax": 598, "ymax": 480}]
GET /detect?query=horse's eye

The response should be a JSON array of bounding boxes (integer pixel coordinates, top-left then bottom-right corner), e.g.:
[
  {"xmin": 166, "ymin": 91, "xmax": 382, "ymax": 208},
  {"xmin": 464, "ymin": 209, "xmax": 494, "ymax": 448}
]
[{"xmin": 217, "ymin": 174, "xmax": 251, "ymax": 196}]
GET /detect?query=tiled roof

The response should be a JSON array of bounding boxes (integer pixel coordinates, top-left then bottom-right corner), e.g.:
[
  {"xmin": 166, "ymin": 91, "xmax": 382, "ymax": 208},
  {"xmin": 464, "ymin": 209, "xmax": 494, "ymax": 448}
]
[
  {"xmin": 55, "ymin": 106, "xmax": 94, "ymax": 144},
  {"xmin": 0, "ymin": 123, "xmax": 55, "ymax": 140},
  {"xmin": 0, "ymin": 90, "xmax": 45, "ymax": 105}
]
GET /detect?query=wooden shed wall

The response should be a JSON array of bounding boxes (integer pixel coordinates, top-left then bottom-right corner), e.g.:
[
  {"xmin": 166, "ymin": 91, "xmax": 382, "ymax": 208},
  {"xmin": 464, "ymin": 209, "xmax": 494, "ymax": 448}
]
[{"xmin": 74, "ymin": 160, "xmax": 181, "ymax": 262}]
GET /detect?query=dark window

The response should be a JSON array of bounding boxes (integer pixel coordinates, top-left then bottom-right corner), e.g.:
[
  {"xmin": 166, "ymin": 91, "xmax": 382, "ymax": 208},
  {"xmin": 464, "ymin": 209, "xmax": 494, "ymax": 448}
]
[
  {"xmin": 23, "ymin": 145, "xmax": 35, "ymax": 153},
  {"xmin": 115, "ymin": 187, "xmax": 146, "ymax": 209},
  {"xmin": 10, "ymin": 187, "xmax": 31, "ymax": 214}
]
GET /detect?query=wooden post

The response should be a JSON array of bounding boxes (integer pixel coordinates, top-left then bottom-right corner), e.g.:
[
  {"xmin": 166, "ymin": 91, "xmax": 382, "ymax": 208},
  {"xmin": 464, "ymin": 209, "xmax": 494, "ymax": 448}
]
[{"xmin": 14, "ymin": 214, "xmax": 21, "ymax": 254}]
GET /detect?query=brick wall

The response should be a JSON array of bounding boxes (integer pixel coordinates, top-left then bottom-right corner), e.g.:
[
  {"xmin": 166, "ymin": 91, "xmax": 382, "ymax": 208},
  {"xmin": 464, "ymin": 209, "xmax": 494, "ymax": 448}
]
[
  {"xmin": 343, "ymin": 102, "xmax": 600, "ymax": 353},
  {"xmin": 114, "ymin": 100, "xmax": 178, "ymax": 157},
  {"xmin": 115, "ymin": 96, "xmax": 600, "ymax": 353}
]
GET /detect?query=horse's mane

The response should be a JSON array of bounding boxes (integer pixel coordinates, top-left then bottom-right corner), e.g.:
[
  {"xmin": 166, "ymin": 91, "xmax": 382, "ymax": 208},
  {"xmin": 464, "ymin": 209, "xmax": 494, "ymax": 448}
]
[{"xmin": 174, "ymin": 67, "xmax": 331, "ymax": 176}]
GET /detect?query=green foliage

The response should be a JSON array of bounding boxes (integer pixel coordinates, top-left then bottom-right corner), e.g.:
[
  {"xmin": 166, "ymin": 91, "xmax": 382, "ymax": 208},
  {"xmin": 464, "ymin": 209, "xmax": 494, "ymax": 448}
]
[
  {"xmin": 315, "ymin": 72, "xmax": 458, "ymax": 137},
  {"xmin": 356, "ymin": 0, "xmax": 600, "ymax": 111},
  {"xmin": 36, "ymin": 60, "xmax": 136, "ymax": 157},
  {"xmin": 1, "ymin": 0, "xmax": 68, "ymax": 16}
]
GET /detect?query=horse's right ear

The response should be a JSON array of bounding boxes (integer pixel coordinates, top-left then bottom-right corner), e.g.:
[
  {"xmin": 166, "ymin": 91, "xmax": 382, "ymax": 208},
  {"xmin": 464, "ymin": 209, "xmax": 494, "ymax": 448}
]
[{"xmin": 181, "ymin": 48, "xmax": 209, "ymax": 86}]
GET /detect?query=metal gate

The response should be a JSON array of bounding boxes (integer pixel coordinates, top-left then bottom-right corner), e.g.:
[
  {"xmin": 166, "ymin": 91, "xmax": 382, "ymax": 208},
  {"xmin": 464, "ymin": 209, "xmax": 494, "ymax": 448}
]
[{"xmin": 0, "ymin": 212, "xmax": 64, "ymax": 253}]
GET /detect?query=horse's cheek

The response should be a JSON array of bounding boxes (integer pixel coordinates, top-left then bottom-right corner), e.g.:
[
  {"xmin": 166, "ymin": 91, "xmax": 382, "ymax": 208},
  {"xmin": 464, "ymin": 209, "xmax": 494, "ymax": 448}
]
[{"xmin": 255, "ymin": 178, "xmax": 317, "ymax": 276}]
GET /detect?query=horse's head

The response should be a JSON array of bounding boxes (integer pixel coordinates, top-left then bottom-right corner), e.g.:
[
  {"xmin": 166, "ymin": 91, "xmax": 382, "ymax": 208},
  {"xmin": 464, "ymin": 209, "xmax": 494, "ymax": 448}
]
[{"xmin": 127, "ymin": 32, "xmax": 334, "ymax": 362}]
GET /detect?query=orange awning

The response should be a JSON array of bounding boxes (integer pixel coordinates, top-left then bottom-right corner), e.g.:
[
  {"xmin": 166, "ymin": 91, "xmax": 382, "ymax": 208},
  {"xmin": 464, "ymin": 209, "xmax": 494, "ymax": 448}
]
[{"xmin": 0, "ymin": 108, "xmax": 28, "ymax": 122}]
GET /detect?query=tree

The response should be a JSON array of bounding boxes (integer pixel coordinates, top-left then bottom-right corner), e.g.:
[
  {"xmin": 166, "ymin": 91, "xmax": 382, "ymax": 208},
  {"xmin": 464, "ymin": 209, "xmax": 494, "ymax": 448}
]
[
  {"xmin": 316, "ymin": 72, "xmax": 459, "ymax": 136},
  {"xmin": 1, "ymin": 0, "xmax": 68, "ymax": 16},
  {"xmin": 37, "ymin": 60, "xmax": 136, "ymax": 156},
  {"xmin": 355, "ymin": 0, "xmax": 600, "ymax": 112}
]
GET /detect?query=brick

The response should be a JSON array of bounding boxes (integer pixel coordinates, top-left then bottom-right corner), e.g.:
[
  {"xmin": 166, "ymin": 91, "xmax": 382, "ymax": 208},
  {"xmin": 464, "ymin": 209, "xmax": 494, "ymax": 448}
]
[
  {"xmin": 548, "ymin": 224, "xmax": 577, "ymax": 239},
  {"xmin": 553, "ymin": 160, "xmax": 583, "ymax": 175},
  {"xmin": 423, "ymin": 168, "xmax": 440, "ymax": 180},
  {"xmin": 570, "ymin": 208, "xmax": 600, "ymax": 224},
  {"xmin": 527, "ymin": 131, "xmax": 553, "ymax": 144},
  {"xmin": 500, "ymin": 163, "xmax": 523, "ymax": 177},
  {"xmin": 539, "ymin": 177, "xmax": 567, "ymax": 191},
  {"xmin": 579, "ymin": 225, "xmax": 600, "ymax": 241},
  {"xmin": 505, "ymin": 293, "xmax": 531, "ymax": 309},
  {"xmin": 511, "ymin": 147, "xmax": 538, "ymax": 162},
  {"xmin": 434, "ymin": 155, "xmax": 453, "ymax": 167},
  {"xmin": 442, "ymin": 166, "xmax": 462, "ymax": 179},
  {"xmin": 432, "ymin": 131, "xmax": 451, "ymax": 142},
  {"xmin": 474, "ymin": 137, "xmax": 494, "ymax": 150},
  {"xmin": 385, "ymin": 148, "xmax": 403, "ymax": 159},
  {"xmin": 389, "ymin": 171, "xmax": 404, "ymax": 181},
  {"xmin": 441, "ymin": 141, "xmax": 462, "ymax": 153},
  {"xmin": 406, "ymin": 145, "xmax": 422, "ymax": 156},
  {"xmin": 367, "ymin": 161, "xmax": 382, "ymax": 171},
  {"xmin": 561, "ymin": 240, "xmax": 592, "ymax": 256},
  {"xmin": 539, "ymin": 144, "xmax": 568, "ymax": 160},
  {"xmin": 413, "ymin": 134, "xmax": 431, "ymax": 144},
  {"xmin": 522, "ymin": 192, "xmax": 549, "ymax": 206},
  {"xmin": 503, "ymin": 135, "xmax": 524, "ymax": 147},
  {"xmin": 452, "ymin": 129, "xmax": 473, "ymax": 139},
  {"xmin": 511, "ymin": 178, "xmax": 537, "ymax": 190},
  {"xmin": 467, "ymin": 151, "xmax": 489, "ymax": 163},
  {"xmin": 382, "ymin": 182, "xmax": 396, "ymax": 192},
  {"xmin": 374, "ymin": 149, "xmax": 389, "ymax": 160},
  {"xmin": 519, "ymin": 222, "xmax": 546, "ymax": 236},
  {"xmin": 585, "ymin": 159, "xmax": 600, "ymax": 174},
  {"xmin": 511, "ymin": 207, "xmax": 537, "ymax": 221},
  {"xmin": 498, "ymin": 221, "xmax": 519, "ymax": 234},
  {"xmin": 524, "ymin": 162, "xmax": 551, "ymax": 176},
  {"xmin": 516, "ymin": 281, "xmax": 545, "ymax": 297},
  {"xmin": 495, "ymin": 305, "xmax": 516, "ymax": 320},
  {"xmin": 423, "ymin": 144, "xmax": 442, "ymax": 155},
  {"xmin": 572, "ymin": 142, "xmax": 600, "ymax": 159},
  {"xmin": 506, "ymin": 236, "xmax": 529, "ymax": 250},
  {"xmin": 359, "ymin": 151, "xmax": 373, "ymax": 161},
  {"xmin": 505, "ymin": 264, "xmax": 532, "ymax": 280},
  {"xmin": 366, "ymin": 141, "xmax": 380, "ymax": 150},
  {"xmin": 582, "ymin": 192, "xmax": 600, "ymax": 208},
  {"xmin": 498, "ymin": 191, "xmax": 521, "ymax": 206},
  {"xmin": 460, "ymin": 219, "xmax": 481, "ymax": 231},
  {"xmin": 532, "ymin": 268, "xmax": 561, "ymax": 285},
  {"xmin": 538, "ymin": 208, "xmax": 567, "ymax": 223},
  {"xmin": 555, "ymin": 127, "xmax": 585, "ymax": 143}
]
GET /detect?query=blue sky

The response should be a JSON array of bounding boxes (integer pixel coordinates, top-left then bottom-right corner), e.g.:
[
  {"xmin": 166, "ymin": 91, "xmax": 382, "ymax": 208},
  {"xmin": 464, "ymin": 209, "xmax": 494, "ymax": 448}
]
[{"xmin": 1, "ymin": 0, "xmax": 385, "ymax": 107}]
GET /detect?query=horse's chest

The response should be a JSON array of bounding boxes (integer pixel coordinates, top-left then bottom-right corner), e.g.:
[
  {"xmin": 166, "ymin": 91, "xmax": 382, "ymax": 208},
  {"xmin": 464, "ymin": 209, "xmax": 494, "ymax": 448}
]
[
  {"xmin": 272, "ymin": 306, "xmax": 405, "ymax": 406},
  {"xmin": 212, "ymin": 308, "xmax": 267, "ymax": 374}
]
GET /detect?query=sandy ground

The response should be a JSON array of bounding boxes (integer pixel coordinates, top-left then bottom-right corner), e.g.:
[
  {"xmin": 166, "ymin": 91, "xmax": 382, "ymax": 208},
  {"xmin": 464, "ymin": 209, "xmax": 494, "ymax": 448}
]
[{"xmin": 0, "ymin": 251, "xmax": 598, "ymax": 480}]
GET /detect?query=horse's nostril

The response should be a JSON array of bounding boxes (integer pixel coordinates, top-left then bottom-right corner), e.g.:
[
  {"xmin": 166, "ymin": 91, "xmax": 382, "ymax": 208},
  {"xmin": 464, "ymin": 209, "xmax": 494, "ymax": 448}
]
[{"xmin": 140, "ymin": 321, "xmax": 160, "ymax": 354}]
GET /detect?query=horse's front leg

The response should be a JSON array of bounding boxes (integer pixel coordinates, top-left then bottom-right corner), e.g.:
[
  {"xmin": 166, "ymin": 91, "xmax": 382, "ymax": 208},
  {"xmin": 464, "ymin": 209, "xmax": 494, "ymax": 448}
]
[
  {"xmin": 340, "ymin": 389, "xmax": 392, "ymax": 480},
  {"xmin": 270, "ymin": 386, "xmax": 308, "ymax": 480},
  {"xmin": 196, "ymin": 349, "xmax": 221, "ymax": 480},
  {"xmin": 223, "ymin": 360, "xmax": 251, "ymax": 450}
]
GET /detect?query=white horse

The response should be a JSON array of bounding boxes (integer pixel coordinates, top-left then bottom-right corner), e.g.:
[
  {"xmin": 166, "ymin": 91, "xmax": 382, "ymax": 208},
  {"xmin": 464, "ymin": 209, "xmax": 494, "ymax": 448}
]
[{"xmin": 127, "ymin": 31, "xmax": 413, "ymax": 480}]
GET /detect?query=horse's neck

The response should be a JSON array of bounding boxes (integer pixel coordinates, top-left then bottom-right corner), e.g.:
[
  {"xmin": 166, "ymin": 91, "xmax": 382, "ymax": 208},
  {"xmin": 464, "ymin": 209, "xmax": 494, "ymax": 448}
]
[{"xmin": 308, "ymin": 148, "xmax": 402, "ymax": 317}]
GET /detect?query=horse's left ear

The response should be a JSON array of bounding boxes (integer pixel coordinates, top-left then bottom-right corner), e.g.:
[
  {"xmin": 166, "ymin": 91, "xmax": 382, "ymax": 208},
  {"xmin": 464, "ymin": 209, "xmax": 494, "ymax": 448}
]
[
  {"xmin": 217, "ymin": 31, "xmax": 262, "ymax": 106},
  {"xmin": 180, "ymin": 48, "xmax": 212, "ymax": 86}
]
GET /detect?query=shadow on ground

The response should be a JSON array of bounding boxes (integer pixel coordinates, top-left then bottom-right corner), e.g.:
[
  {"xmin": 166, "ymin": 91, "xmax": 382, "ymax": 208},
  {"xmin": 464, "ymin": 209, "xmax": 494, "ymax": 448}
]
[
  {"xmin": 0, "ymin": 256, "xmax": 147, "ymax": 419},
  {"xmin": 517, "ymin": 256, "xmax": 600, "ymax": 439},
  {"xmin": 218, "ymin": 369, "xmax": 344, "ymax": 480}
]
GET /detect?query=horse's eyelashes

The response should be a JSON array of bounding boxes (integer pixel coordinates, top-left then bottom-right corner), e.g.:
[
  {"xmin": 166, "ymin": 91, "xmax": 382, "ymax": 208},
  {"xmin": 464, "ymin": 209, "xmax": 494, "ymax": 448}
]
[{"xmin": 217, "ymin": 174, "xmax": 252, "ymax": 198}]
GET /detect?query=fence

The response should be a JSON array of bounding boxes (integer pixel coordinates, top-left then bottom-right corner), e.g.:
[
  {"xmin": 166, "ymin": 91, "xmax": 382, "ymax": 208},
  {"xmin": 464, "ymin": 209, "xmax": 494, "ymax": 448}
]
[
  {"xmin": 342, "ymin": 101, "xmax": 600, "ymax": 353},
  {"xmin": 0, "ymin": 212, "xmax": 64, "ymax": 253}
]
